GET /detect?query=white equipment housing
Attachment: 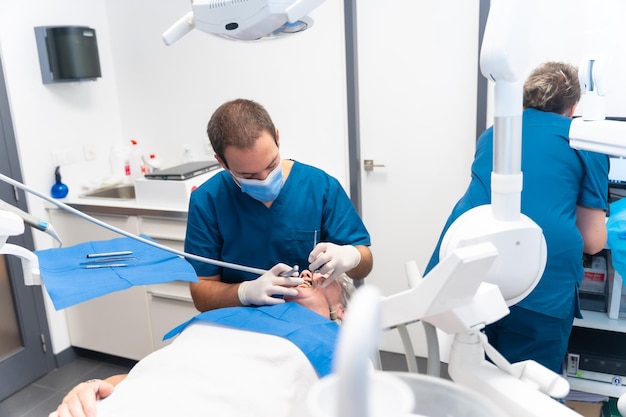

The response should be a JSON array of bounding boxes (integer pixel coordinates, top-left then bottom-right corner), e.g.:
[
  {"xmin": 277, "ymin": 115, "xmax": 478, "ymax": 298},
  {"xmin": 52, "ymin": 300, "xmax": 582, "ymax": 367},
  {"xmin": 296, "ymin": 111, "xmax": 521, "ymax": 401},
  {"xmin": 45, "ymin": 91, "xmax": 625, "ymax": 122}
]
[
  {"xmin": 162, "ymin": 0, "xmax": 325, "ymax": 45},
  {"xmin": 0, "ymin": 210, "xmax": 41, "ymax": 286}
]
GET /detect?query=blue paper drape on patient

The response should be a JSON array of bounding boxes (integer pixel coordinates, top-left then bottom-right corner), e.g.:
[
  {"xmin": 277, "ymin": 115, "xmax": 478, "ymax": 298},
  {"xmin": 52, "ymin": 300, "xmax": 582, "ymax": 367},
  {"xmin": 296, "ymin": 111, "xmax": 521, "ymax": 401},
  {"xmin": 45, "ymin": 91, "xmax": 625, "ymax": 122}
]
[
  {"xmin": 35, "ymin": 235, "xmax": 197, "ymax": 310},
  {"xmin": 164, "ymin": 303, "xmax": 340, "ymax": 377}
]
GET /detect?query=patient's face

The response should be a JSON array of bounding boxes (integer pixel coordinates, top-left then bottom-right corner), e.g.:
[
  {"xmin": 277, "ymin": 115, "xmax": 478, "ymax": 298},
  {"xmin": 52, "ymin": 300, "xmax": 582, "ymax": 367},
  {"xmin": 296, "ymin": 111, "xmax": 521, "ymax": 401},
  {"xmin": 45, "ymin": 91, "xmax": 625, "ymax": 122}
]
[{"xmin": 283, "ymin": 270, "xmax": 344, "ymax": 321}]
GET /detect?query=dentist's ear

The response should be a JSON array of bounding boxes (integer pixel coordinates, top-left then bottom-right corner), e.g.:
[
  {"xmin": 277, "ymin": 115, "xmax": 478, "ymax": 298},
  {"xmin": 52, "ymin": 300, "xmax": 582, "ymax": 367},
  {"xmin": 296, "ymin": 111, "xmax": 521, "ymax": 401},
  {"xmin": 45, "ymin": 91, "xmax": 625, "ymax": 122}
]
[
  {"xmin": 565, "ymin": 104, "xmax": 577, "ymax": 118},
  {"xmin": 215, "ymin": 154, "xmax": 229, "ymax": 170}
]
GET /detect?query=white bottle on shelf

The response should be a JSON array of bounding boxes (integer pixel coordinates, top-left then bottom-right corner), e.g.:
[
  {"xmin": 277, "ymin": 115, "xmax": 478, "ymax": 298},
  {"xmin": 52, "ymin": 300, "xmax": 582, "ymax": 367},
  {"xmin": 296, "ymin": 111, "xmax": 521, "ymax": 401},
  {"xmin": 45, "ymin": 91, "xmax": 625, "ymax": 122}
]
[
  {"xmin": 143, "ymin": 154, "xmax": 162, "ymax": 174},
  {"xmin": 109, "ymin": 144, "xmax": 129, "ymax": 182},
  {"xmin": 128, "ymin": 139, "xmax": 145, "ymax": 180}
]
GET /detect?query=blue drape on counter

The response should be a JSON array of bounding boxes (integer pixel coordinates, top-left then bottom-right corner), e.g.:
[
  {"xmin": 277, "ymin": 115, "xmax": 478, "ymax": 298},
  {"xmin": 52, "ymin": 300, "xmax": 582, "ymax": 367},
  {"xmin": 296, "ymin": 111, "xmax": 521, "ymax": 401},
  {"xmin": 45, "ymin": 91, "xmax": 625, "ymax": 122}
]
[{"xmin": 35, "ymin": 235, "xmax": 197, "ymax": 310}]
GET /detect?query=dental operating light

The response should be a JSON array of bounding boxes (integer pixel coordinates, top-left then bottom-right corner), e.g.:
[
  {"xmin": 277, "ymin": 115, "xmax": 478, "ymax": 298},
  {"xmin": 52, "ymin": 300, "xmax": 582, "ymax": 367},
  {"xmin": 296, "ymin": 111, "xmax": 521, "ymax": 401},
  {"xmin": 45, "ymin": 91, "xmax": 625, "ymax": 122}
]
[{"xmin": 162, "ymin": 0, "xmax": 325, "ymax": 45}]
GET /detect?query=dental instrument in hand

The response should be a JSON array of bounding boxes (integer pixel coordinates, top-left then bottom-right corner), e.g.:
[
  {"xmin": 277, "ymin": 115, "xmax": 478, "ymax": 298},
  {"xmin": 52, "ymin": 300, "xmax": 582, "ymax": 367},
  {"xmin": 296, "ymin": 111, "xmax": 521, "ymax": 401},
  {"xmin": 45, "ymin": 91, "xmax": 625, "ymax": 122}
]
[
  {"xmin": 0, "ymin": 172, "xmax": 268, "ymax": 276},
  {"xmin": 280, "ymin": 265, "xmax": 299, "ymax": 277},
  {"xmin": 238, "ymin": 263, "xmax": 303, "ymax": 305},
  {"xmin": 311, "ymin": 229, "xmax": 321, "ymax": 275},
  {"xmin": 309, "ymin": 242, "xmax": 361, "ymax": 288}
]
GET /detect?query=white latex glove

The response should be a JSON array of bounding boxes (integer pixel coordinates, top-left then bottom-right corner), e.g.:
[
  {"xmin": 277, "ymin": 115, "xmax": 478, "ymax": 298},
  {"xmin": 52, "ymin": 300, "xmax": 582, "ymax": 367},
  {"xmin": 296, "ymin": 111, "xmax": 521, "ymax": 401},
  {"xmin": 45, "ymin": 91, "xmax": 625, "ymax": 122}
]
[
  {"xmin": 308, "ymin": 243, "xmax": 361, "ymax": 287},
  {"xmin": 238, "ymin": 263, "xmax": 304, "ymax": 306}
]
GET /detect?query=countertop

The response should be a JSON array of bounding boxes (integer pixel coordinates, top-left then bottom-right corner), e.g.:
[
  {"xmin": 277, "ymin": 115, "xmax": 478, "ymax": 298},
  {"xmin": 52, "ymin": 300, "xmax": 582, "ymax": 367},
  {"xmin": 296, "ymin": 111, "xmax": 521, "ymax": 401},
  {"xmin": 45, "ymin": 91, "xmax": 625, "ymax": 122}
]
[
  {"xmin": 46, "ymin": 191, "xmax": 189, "ymax": 220},
  {"xmin": 46, "ymin": 168, "xmax": 222, "ymax": 219}
]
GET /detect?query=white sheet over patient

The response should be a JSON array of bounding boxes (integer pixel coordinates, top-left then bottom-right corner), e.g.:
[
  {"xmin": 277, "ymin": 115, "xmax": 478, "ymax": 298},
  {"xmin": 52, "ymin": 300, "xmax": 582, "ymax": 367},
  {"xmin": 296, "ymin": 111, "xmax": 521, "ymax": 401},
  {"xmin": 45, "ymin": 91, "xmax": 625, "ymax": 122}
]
[{"xmin": 97, "ymin": 321, "xmax": 319, "ymax": 417}]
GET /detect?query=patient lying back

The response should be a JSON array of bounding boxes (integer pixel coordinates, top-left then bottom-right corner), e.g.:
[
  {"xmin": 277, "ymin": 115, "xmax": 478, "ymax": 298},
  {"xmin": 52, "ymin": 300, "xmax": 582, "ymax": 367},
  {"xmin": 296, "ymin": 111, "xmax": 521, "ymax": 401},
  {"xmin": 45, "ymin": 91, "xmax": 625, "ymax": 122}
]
[{"xmin": 50, "ymin": 268, "xmax": 354, "ymax": 417}]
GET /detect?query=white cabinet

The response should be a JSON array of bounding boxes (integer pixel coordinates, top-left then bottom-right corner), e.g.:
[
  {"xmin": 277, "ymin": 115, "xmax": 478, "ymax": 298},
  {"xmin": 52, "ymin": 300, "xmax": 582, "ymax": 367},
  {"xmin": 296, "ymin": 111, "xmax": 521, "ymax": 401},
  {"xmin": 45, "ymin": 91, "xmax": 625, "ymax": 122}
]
[
  {"xmin": 47, "ymin": 206, "xmax": 198, "ymax": 361},
  {"xmin": 147, "ymin": 281, "xmax": 197, "ymax": 350}
]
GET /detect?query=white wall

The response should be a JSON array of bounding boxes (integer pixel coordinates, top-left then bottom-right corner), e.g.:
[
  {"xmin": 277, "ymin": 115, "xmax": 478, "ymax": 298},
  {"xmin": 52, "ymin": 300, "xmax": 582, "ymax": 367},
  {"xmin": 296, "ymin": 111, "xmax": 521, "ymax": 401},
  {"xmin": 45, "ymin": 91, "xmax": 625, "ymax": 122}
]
[
  {"xmin": 103, "ymin": 0, "xmax": 349, "ymax": 182},
  {"xmin": 0, "ymin": 0, "xmax": 124, "ymax": 354}
]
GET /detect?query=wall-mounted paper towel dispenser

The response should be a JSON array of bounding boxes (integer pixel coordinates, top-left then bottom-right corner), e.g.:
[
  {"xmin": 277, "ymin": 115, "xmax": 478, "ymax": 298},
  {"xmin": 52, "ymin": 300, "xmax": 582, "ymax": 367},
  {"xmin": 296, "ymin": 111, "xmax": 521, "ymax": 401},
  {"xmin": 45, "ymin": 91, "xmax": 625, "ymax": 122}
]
[{"xmin": 34, "ymin": 26, "xmax": 101, "ymax": 84}]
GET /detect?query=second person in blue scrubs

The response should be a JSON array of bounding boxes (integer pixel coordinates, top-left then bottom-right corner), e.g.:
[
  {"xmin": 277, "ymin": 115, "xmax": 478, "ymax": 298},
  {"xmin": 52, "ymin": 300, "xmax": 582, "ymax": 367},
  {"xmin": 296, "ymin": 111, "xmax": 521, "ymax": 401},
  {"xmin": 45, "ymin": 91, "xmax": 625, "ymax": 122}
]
[
  {"xmin": 425, "ymin": 62, "xmax": 609, "ymax": 374},
  {"xmin": 185, "ymin": 98, "xmax": 373, "ymax": 312}
]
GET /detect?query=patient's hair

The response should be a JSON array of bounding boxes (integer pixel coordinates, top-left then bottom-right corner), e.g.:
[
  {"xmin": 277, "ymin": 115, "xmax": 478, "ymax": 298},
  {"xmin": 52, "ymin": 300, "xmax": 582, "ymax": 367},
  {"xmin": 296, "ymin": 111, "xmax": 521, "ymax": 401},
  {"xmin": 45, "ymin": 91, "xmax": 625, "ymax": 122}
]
[
  {"xmin": 207, "ymin": 99, "xmax": 278, "ymax": 166},
  {"xmin": 335, "ymin": 274, "xmax": 356, "ymax": 309},
  {"xmin": 523, "ymin": 61, "xmax": 580, "ymax": 115}
]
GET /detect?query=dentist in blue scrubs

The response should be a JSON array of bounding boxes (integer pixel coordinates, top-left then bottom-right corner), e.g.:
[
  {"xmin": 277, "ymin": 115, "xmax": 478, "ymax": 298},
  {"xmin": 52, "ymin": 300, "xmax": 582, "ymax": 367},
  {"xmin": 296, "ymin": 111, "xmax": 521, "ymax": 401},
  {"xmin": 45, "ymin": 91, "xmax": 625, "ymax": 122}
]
[
  {"xmin": 185, "ymin": 98, "xmax": 373, "ymax": 312},
  {"xmin": 425, "ymin": 62, "xmax": 608, "ymax": 374}
]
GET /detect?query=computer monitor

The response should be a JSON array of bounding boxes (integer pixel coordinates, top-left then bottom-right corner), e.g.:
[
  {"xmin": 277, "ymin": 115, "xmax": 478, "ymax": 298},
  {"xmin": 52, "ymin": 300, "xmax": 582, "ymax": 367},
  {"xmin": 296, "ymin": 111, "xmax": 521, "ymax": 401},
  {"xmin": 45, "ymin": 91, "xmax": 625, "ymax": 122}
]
[
  {"xmin": 609, "ymin": 155, "xmax": 626, "ymax": 188},
  {"xmin": 601, "ymin": 118, "xmax": 626, "ymax": 205}
]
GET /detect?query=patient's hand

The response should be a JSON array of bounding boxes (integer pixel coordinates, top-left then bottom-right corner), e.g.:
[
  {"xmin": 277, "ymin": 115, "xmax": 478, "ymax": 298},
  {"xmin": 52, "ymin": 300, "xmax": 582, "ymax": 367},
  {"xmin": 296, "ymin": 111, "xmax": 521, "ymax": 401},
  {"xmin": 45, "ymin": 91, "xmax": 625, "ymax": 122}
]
[{"xmin": 49, "ymin": 378, "xmax": 115, "ymax": 417}]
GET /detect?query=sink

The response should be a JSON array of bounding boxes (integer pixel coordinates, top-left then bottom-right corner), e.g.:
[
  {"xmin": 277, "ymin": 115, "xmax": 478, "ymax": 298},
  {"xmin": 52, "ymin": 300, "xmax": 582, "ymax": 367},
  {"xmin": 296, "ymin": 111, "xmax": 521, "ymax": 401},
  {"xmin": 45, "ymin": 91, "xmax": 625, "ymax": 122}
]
[{"xmin": 80, "ymin": 184, "xmax": 136, "ymax": 200}]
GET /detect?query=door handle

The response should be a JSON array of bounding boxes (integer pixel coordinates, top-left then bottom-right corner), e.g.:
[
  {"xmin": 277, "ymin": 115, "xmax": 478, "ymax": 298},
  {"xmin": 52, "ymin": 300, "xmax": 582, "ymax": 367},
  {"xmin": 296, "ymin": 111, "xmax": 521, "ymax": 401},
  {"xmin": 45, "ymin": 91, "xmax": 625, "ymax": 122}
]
[{"xmin": 364, "ymin": 159, "xmax": 386, "ymax": 171}]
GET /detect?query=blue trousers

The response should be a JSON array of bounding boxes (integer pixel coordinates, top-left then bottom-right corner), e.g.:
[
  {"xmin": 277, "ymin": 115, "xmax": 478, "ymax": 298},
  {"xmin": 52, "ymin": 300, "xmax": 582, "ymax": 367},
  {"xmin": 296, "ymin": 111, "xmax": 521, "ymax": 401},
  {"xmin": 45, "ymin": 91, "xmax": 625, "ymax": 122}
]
[{"xmin": 483, "ymin": 304, "xmax": 575, "ymax": 374}]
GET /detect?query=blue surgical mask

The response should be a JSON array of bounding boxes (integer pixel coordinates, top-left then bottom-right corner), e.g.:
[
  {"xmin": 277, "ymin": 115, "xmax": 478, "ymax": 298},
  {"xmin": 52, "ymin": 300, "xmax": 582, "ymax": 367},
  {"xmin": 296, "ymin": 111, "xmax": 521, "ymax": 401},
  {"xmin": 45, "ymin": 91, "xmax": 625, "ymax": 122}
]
[{"xmin": 235, "ymin": 163, "xmax": 284, "ymax": 203}]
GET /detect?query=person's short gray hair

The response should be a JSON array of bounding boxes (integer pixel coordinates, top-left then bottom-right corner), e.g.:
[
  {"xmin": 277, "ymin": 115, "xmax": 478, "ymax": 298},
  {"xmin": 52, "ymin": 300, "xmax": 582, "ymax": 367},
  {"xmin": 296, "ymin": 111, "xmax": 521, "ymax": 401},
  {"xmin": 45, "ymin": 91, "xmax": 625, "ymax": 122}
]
[{"xmin": 335, "ymin": 274, "xmax": 356, "ymax": 308}]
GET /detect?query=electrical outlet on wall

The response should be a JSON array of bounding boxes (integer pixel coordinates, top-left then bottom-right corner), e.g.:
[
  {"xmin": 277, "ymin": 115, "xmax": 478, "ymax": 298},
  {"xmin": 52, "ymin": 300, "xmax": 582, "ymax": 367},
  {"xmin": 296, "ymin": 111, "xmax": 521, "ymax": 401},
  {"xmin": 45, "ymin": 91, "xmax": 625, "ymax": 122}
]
[{"xmin": 52, "ymin": 147, "xmax": 83, "ymax": 166}]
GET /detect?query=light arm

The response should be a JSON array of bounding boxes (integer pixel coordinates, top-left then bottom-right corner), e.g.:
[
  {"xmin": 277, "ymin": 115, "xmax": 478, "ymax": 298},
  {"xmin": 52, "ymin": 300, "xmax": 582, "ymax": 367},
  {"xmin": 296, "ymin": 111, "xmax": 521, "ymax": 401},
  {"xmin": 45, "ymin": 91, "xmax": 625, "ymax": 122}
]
[{"xmin": 162, "ymin": 12, "xmax": 195, "ymax": 46}]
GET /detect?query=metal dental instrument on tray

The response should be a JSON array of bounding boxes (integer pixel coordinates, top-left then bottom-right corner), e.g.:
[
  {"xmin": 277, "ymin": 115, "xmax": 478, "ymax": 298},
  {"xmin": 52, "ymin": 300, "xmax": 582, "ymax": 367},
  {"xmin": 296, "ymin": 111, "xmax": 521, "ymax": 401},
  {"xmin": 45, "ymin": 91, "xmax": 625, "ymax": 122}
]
[{"xmin": 80, "ymin": 251, "xmax": 137, "ymax": 269}]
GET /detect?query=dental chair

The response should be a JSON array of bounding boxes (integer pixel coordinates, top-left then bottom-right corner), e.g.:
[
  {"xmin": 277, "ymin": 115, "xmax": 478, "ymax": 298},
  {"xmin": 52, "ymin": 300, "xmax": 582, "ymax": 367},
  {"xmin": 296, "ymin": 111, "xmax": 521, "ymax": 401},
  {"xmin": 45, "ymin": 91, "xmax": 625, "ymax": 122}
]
[{"xmin": 375, "ymin": 260, "xmax": 442, "ymax": 377}]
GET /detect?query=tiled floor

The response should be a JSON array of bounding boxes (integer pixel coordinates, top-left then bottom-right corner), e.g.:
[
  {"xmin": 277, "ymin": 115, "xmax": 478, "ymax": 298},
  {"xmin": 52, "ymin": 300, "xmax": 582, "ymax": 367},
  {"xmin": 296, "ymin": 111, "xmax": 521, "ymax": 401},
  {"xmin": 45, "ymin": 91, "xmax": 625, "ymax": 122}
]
[
  {"xmin": 379, "ymin": 351, "xmax": 450, "ymax": 378},
  {"xmin": 0, "ymin": 350, "xmax": 444, "ymax": 417},
  {"xmin": 0, "ymin": 354, "xmax": 134, "ymax": 417}
]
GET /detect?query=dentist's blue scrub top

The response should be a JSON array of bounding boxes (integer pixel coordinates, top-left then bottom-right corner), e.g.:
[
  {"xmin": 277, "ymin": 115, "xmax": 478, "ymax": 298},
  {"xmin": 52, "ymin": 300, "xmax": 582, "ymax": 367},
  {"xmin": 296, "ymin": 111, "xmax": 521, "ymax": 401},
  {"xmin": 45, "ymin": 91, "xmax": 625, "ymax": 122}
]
[
  {"xmin": 426, "ymin": 108, "xmax": 609, "ymax": 319},
  {"xmin": 185, "ymin": 160, "xmax": 371, "ymax": 283}
]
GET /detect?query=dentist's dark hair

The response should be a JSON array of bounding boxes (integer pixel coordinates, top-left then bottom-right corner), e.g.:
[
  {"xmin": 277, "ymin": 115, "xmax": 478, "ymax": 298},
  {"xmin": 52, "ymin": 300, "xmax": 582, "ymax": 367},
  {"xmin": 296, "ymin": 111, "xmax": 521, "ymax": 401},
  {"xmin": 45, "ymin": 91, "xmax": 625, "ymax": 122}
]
[{"xmin": 207, "ymin": 99, "xmax": 277, "ymax": 168}]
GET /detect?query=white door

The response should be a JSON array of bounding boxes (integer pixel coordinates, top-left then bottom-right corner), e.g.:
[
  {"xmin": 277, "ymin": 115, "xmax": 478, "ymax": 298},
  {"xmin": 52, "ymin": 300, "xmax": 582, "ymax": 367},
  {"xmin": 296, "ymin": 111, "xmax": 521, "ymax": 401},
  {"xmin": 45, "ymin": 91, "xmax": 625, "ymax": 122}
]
[{"xmin": 357, "ymin": 0, "xmax": 481, "ymax": 355}]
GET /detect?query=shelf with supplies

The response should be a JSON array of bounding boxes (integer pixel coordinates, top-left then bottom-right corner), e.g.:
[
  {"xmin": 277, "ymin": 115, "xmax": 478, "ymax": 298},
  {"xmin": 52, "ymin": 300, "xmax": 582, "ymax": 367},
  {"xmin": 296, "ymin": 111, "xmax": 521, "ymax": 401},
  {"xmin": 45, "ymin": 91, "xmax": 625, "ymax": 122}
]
[
  {"xmin": 567, "ymin": 249, "xmax": 626, "ymax": 399},
  {"xmin": 576, "ymin": 250, "xmax": 625, "ymax": 326}
]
